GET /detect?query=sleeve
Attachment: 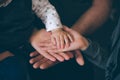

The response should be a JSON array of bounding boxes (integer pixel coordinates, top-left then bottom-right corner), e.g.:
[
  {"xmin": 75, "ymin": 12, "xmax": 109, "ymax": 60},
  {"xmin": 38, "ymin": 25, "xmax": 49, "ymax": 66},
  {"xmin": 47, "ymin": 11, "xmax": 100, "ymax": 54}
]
[
  {"xmin": 81, "ymin": 39, "xmax": 111, "ymax": 69},
  {"xmin": 32, "ymin": 0, "xmax": 63, "ymax": 31}
]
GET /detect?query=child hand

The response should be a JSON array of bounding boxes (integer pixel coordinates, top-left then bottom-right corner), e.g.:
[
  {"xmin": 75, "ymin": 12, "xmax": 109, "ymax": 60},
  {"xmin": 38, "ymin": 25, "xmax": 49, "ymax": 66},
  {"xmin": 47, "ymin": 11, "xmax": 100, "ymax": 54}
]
[{"xmin": 51, "ymin": 28, "xmax": 73, "ymax": 49}]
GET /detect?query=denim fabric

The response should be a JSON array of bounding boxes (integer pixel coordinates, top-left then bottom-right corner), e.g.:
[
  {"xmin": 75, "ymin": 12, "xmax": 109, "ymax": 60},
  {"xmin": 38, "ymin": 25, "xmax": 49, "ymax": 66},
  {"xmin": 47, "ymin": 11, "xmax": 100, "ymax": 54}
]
[{"xmin": 0, "ymin": 56, "xmax": 30, "ymax": 80}]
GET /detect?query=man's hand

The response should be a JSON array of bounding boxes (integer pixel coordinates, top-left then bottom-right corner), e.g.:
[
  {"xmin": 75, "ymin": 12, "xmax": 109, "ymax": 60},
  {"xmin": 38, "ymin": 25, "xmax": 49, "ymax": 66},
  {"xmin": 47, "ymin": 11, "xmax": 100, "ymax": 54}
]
[
  {"xmin": 74, "ymin": 50, "xmax": 84, "ymax": 66},
  {"xmin": 29, "ymin": 50, "xmax": 85, "ymax": 69},
  {"xmin": 29, "ymin": 51, "xmax": 74, "ymax": 69}
]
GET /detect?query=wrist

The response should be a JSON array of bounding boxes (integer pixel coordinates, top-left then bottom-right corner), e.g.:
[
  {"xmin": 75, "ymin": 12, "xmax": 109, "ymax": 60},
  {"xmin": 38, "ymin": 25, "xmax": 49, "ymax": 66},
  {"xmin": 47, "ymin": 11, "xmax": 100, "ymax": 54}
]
[{"xmin": 51, "ymin": 28, "xmax": 63, "ymax": 33}]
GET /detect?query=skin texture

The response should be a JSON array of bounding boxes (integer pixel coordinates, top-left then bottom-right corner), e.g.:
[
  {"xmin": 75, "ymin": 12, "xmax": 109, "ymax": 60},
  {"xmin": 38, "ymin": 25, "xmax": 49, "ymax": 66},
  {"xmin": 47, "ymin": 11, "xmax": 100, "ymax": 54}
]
[
  {"xmin": 30, "ymin": 27, "xmax": 86, "ymax": 69},
  {"xmin": 30, "ymin": 29, "xmax": 76, "ymax": 62},
  {"xmin": 51, "ymin": 28, "xmax": 73, "ymax": 49}
]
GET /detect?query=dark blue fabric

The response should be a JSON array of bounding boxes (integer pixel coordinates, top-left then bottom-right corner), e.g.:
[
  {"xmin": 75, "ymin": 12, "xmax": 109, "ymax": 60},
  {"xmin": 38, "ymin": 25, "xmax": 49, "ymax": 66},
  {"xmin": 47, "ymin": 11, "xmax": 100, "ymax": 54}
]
[
  {"xmin": 0, "ymin": 0, "xmax": 35, "ymax": 49},
  {"xmin": 0, "ymin": 0, "xmax": 4, "ymax": 2},
  {"xmin": 50, "ymin": 0, "xmax": 92, "ymax": 26},
  {"xmin": 105, "ymin": 17, "xmax": 120, "ymax": 80},
  {"xmin": 114, "ymin": 74, "xmax": 120, "ymax": 80},
  {"xmin": 0, "ymin": 56, "xmax": 29, "ymax": 80}
]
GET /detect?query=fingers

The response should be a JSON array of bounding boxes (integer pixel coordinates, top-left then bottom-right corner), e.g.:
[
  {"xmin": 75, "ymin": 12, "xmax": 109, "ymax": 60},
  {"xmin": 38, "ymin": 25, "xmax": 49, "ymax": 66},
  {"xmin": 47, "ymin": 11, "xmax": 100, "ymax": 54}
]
[
  {"xmin": 38, "ymin": 52, "xmax": 73, "ymax": 69},
  {"xmin": 49, "ymin": 52, "xmax": 64, "ymax": 62},
  {"xmin": 67, "ymin": 33, "xmax": 73, "ymax": 42},
  {"xmin": 51, "ymin": 36, "xmax": 56, "ymax": 45},
  {"xmin": 58, "ymin": 52, "xmax": 71, "ymax": 60},
  {"xmin": 64, "ymin": 35, "xmax": 70, "ymax": 48},
  {"xmin": 29, "ymin": 53, "xmax": 60, "ymax": 69},
  {"xmin": 29, "ymin": 54, "xmax": 43, "ymax": 64},
  {"xmin": 29, "ymin": 51, "xmax": 74, "ymax": 69},
  {"xmin": 75, "ymin": 50, "xmax": 84, "ymax": 66},
  {"xmin": 51, "ymin": 36, "xmax": 61, "ymax": 49},
  {"xmin": 33, "ymin": 58, "xmax": 48, "ymax": 69},
  {"xmin": 35, "ymin": 46, "xmax": 56, "ymax": 61},
  {"xmin": 63, "ymin": 32, "xmax": 73, "ymax": 48},
  {"xmin": 40, "ymin": 60, "xmax": 59, "ymax": 69},
  {"xmin": 60, "ymin": 35, "xmax": 64, "ymax": 49},
  {"xmin": 39, "ymin": 43, "xmax": 57, "ymax": 51},
  {"xmin": 65, "ymin": 51, "xmax": 74, "ymax": 59},
  {"xmin": 38, "ymin": 41, "xmax": 51, "ymax": 47},
  {"xmin": 30, "ymin": 51, "xmax": 39, "ymax": 57},
  {"xmin": 56, "ymin": 36, "xmax": 60, "ymax": 49},
  {"xmin": 40, "ymin": 51, "xmax": 56, "ymax": 61}
]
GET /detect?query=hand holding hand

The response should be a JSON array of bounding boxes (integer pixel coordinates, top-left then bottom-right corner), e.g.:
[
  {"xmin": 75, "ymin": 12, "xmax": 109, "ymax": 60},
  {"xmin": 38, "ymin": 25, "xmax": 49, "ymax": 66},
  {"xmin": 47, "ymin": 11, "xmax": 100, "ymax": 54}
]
[
  {"xmin": 47, "ymin": 26, "xmax": 89, "ymax": 53},
  {"xmin": 30, "ymin": 29, "xmax": 73, "ymax": 62}
]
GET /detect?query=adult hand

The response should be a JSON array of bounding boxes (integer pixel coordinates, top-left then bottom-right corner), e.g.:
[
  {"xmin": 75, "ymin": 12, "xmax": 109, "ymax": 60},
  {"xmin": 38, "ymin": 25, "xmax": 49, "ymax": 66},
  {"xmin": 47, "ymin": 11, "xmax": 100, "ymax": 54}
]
[
  {"xmin": 29, "ymin": 51, "xmax": 74, "ymax": 69},
  {"xmin": 60, "ymin": 26, "xmax": 89, "ymax": 51},
  {"xmin": 30, "ymin": 29, "xmax": 56, "ymax": 61},
  {"xmin": 42, "ymin": 26, "xmax": 89, "ymax": 53},
  {"xmin": 29, "ymin": 50, "xmax": 85, "ymax": 69},
  {"xmin": 30, "ymin": 29, "xmax": 73, "ymax": 62},
  {"xmin": 74, "ymin": 50, "xmax": 84, "ymax": 66}
]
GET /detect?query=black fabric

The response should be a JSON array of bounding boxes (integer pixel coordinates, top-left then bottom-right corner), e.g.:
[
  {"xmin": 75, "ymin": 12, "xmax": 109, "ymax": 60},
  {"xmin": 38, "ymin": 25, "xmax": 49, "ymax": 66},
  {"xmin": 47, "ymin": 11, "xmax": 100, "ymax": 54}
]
[
  {"xmin": 81, "ymin": 17, "xmax": 120, "ymax": 80},
  {"xmin": 0, "ymin": 0, "xmax": 35, "ymax": 50},
  {"xmin": 0, "ymin": 0, "xmax": 3, "ymax": 2},
  {"xmin": 0, "ymin": 0, "xmax": 5, "ymax": 3},
  {"xmin": 105, "ymin": 17, "xmax": 120, "ymax": 80},
  {"xmin": 0, "ymin": 56, "xmax": 29, "ymax": 80},
  {"xmin": 80, "ymin": 17, "xmax": 120, "ymax": 80},
  {"xmin": 82, "ymin": 39, "xmax": 110, "ymax": 69},
  {"xmin": 50, "ymin": 0, "xmax": 92, "ymax": 26}
]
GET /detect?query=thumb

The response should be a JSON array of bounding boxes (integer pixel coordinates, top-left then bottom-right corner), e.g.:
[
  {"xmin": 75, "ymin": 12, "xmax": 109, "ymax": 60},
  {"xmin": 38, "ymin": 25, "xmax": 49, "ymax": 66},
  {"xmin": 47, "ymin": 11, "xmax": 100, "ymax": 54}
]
[{"xmin": 75, "ymin": 50, "xmax": 85, "ymax": 66}]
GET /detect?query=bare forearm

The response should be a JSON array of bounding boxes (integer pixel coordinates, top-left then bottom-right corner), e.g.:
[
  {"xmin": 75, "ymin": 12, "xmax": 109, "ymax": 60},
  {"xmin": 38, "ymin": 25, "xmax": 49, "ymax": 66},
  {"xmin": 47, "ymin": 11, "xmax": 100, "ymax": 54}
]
[{"xmin": 72, "ymin": 0, "xmax": 112, "ymax": 35}]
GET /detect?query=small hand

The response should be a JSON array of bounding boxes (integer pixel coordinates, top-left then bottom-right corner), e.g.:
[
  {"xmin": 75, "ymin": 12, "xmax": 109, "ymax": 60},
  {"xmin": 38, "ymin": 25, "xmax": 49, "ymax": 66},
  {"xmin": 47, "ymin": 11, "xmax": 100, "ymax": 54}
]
[
  {"xmin": 51, "ymin": 28, "xmax": 73, "ymax": 49},
  {"xmin": 48, "ymin": 26, "xmax": 89, "ymax": 53}
]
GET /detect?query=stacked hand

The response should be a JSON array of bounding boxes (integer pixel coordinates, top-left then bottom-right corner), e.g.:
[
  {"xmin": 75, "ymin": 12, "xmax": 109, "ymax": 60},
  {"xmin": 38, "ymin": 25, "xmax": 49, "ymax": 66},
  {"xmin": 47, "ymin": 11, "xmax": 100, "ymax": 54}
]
[
  {"xmin": 51, "ymin": 28, "xmax": 73, "ymax": 49},
  {"xmin": 30, "ymin": 26, "xmax": 89, "ymax": 69},
  {"xmin": 30, "ymin": 29, "xmax": 73, "ymax": 62}
]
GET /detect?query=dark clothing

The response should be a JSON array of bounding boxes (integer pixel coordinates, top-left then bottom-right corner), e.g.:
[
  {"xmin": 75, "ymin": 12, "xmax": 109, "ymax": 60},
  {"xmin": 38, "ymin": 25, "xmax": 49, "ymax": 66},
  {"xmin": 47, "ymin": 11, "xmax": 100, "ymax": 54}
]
[
  {"xmin": 82, "ymin": 17, "xmax": 120, "ymax": 80},
  {"xmin": 0, "ymin": 0, "xmax": 34, "ymax": 80},
  {"xmin": 0, "ymin": 56, "xmax": 29, "ymax": 80},
  {"xmin": 50, "ymin": 0, "xmax": 92, "ymax": 26},
  {"xmin": 0, "ymin": 0, "xmax": 34, "ymax": 50}
]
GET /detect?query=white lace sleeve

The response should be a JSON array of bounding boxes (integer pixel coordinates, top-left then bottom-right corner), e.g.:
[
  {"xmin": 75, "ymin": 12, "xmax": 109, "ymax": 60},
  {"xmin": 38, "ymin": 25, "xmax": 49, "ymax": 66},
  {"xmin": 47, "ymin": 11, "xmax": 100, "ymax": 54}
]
[{"xmin": 32, "ymin": 0, "xmax": 63, "ymax": 31}]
